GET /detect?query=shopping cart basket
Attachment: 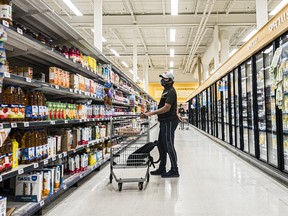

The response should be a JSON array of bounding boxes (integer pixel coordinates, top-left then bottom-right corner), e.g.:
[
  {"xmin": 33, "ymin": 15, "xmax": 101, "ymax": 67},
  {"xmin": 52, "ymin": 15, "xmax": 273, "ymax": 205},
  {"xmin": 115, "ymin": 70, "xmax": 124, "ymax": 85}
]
[{"xmin": 109, "ymin": 115, "xmax": 151, "ymax": 191}]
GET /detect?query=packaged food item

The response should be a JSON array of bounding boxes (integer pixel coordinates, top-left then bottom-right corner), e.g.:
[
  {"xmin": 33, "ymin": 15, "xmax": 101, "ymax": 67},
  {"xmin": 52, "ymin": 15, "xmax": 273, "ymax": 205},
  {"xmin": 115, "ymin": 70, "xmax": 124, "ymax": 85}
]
[
  {"xmin": 0, "ymin": 196, "xmax": 6, "ymax": 216},
  {"xmin": 15, "ymin": 173, "xmax": 43, "ymax": 202},
  {"xmin": 22, "ymin": 67, "xmax": 33, "ymax": 79},
  {"xmin": 54, "ymin": 166, "xmax": 61, "ymax": 188},
  {"xmin": 49, "ymin": 67, "xmax": 59, "ymax": 85},
  {"xmin": 75, "ymin": 155, "xmax": 80, "ymax": 173},
  {"xmin": 68, "ymin": 157, "xmax": 75, "ymax": 175},
  {"xmin": 42, "ymin": 170, "xmax": 51, "ymax": 196},
  {"xmin": 0, "ymin": 27, "xmax": 7, "ymax": 42},
  {"xmin": 69, "ymin": 74, "xmax": 79, "ymax": 89}
]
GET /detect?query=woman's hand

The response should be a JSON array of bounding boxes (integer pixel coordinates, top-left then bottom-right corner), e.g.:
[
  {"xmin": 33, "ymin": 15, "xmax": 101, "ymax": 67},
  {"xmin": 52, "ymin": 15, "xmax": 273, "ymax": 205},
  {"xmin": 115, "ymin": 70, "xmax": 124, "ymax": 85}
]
[{"xmin": 178, "ymin": 115, "xmax": 184, "ymax": 122}]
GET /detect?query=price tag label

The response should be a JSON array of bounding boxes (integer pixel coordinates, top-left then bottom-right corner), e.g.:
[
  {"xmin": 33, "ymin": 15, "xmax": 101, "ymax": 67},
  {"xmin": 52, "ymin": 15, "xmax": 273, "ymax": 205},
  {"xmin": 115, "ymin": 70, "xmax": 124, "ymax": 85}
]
[
  {"xmin": 44, "ymin": 159, "xmax": 49, "ymax": 165},
  {"xmin": 18, "ymin": 168, "xmax": 24, "ymax": 175},
  {"xmin": 80, "ymin": 174, "xmax": 83, "ymax": 178},
  {"xmin": 34, "ymin": 163, "xmax": 39, "ymax": 168},
  {"xmin": 64, "ymin": 120, "xmax": 68, "ymax": 124},
  {"xmin": 79, "ymin": 90, "xmax": 82, "ymax": 94},
  {"xmin": 87, "ymin": 143, "xmax": 91, "ymax": 147},
  {"xmin": 0, "ymin": 124, "xmax": 3, "ymax": 129},
  {"xmin": 50, "ymin": 121, "xmax": 56, "ymax": 125},
  {"xmin": 80, "ymin": 119, "xmax": 83, "ymax": 122},
  {"xmin": 73, "ymin": 149, "xmax": 76, "ymax": 153},
  {"xmin": 24, "ymin": 122, "xmax": 29, "ymax": 127},
  {"xmin": 40, "ymin": 200, "xmax": 45, "ymax": 207},
  {"xmin": 87, "ymin": 119, "xmax": 90, "ymax": 122},
  {"xmin": 25, "ymin": 77, "xmax": 32, "ymax": 83},
  {"xmin": 69, "ymin": 89, "xmax": 73, "ymax": 93},
  {"xmin": 4, "ymin": 72, "xmax": 10, "ymax": 78},
  {"xmin": 2, "ymin": 20, "xmax": 9, "ymax": 27},
  {"xmin": 0, "ymin": 175, "xmax": 2, "ymax": 182},
  {"xmin": 11, "ymin": 122, "xmax": 17, "ymax": 128},
  {"xmin": 52, "ymin": 156, "xmax": 56, "ymax": 161},
  {"xmin": 55, "ymin": 85, "xmax": 59, "ymax": 89},
  {"xmin": 58, "ymin": 154, "xmax": 62, "ymax": 159},
  {"xmin": 74, "ymin": 89, "xmax": 78, "ymax": 94},
  {"xmin": 63, "ymin": 152, "xmax": 67, "ymax": 157},
  {"xmin": 17, "ymin": 27, "xmax": 23, "ymax": 35},
  {"xmin": 63, "ymin": 184, "xmax": 67, "ymax": 190},
  {"xmin": 85, "ymin": 92, "xmax": 89, "ymax": 96}
]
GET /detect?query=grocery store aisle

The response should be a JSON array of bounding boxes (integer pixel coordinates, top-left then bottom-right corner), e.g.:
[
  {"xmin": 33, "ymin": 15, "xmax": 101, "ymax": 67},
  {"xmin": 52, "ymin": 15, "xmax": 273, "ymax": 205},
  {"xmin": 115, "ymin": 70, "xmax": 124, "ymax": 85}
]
[{"xmin": 44, "ymin": 125, "xmax": 288, "ymax": 216}]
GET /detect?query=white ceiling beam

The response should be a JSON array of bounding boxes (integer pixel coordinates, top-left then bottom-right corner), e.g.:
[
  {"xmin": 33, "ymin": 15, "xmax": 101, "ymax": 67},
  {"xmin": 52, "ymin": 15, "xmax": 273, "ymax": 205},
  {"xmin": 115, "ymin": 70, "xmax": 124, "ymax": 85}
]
[
  {"xmin": 162, "ymin": 0, "xmax": 166, "ymax": 15},
  {"xmin": 164, "ymin": 27, "xmax": 167, "ymax": 50},
  {"xmin": 109, "ymin": 28, "xmax": 127, "ymax": 50},
  {"xmin": 123, "ymin": 0, "xmax": 137, "ymax": 24},
  {"xmin": 51, "ymin": 0, "xmax": 72, "ymax": 19},
  {"xmin": 64, "ymin": 14, "xmax": 256, "ymax": 27},
  {"xmin": 136, "ymin": 27, "xmax": 153, "ymax": 69},
  {"xmin": 186, "ymin": 27, "xmax": 194, "ymax": 50},
  {"xmin": 225, "ymin": 0, "xmax": 236, "ymax": 15},
  {"xmin": 194, "ymin": 0, "xmax": 200, "ymax": 16}
]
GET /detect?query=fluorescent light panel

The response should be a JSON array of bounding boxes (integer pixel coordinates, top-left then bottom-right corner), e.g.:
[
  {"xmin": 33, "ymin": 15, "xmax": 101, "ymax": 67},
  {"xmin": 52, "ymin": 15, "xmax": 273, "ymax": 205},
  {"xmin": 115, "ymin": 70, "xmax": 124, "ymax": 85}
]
[
  {"xmin": 269, "ymin": 0, "xmax": 288, "ymax": 15},
  {"xmin": 243, "ymin": 29, "xmax": 257, "ymax": 42},
  {"xmin": 110, "ymin": 49, "xmax": 120, "ymax": 57},
  {"xmin": 63, "ymin": 0, "xmax": 83, "ymax": 16},
  {"xmin": 121, "ymin": 61, "xmax": 128, "ymax": 67},
  {"xmin": 170, "ymin": 49, "xmax": 175, "ymax": 57},
  {"xmin": 170, "ymin": 61, "xmax": 174, "ymax": 67},
  {"xmin": 229, "ymin": 48, "xmax": 238, "ymax": 57},
  {"xmin": 171, "ymin": 0, "xmax": 178, "ymax": 15},
  {"xmin": 170, "ymin": 29, "xmax": 176, "ymax": 42}
]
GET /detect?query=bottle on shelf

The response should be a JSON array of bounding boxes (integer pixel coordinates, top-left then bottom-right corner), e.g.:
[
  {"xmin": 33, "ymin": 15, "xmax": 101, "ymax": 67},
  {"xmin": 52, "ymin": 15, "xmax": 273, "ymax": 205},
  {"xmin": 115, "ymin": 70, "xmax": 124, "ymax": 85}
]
[
  {"xmin": 5, "ymin": 85, "xmax": 19, "ymax": 122},
  {"xmin": 25, "ymin": 90, "xmax": 38, "ymax": 121},
  {"xmin": 0, "ymin": 0, "xmax": 13, "ymax": 26}
]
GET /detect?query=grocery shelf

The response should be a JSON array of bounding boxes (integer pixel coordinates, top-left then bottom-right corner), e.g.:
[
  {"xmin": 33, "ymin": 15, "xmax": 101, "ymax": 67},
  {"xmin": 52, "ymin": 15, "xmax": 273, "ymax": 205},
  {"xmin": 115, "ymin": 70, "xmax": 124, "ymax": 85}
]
[
  {"xmin": 0, "ymin": 136, "xmax": 116, "ymax": 183},
  {"xmin": 3, "ymin": 72, "xmax": 130, "ymax": 107},
  {"xmin": 0, "ymin": 118, "xmax": 111, "ymax": 130}
]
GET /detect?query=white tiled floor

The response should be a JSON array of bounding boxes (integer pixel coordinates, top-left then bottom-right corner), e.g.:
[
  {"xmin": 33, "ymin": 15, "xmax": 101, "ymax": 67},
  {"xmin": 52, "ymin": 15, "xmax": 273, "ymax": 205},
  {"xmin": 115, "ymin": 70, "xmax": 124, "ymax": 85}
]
[{"xmin": 44, "ymin": 125, "xmax": 288, "ymax": 216}]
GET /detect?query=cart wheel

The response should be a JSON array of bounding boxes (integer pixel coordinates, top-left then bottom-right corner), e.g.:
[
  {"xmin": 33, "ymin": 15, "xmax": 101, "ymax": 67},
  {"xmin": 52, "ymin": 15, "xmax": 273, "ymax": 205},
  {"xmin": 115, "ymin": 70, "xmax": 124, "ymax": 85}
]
[
  {"xmin": 118, "ymin": 183, "xmax": 123, "ymax": 191},
  {"xmin": 147, "ymin": 174, "xmax": 150, "ymax": 183},
  {"xmin": 138, "ymin": 182, "xmax": 143, "ymax": 190},
  {"xmin": 109, "ymin": 174, "xmax": 113, "ymax": 184}
]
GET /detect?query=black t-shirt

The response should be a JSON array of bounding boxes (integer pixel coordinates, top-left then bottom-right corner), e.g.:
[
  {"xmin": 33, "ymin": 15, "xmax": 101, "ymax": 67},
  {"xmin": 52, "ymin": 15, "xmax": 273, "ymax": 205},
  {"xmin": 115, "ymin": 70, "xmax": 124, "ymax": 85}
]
[{"xmin": 158, "ymin": 86, "xmax": 177, "ymax": 121}]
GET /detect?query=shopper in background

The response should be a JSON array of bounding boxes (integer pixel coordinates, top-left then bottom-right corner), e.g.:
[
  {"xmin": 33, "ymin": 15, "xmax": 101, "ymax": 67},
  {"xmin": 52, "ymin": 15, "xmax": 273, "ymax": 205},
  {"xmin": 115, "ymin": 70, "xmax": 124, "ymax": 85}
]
[
  {"xmin": 143, "ymin": 71, "xmax": 181, "ymax": 178},
  {"xmin": 178, "ymin": 104, "xmax": 186, "ymax": 130}
]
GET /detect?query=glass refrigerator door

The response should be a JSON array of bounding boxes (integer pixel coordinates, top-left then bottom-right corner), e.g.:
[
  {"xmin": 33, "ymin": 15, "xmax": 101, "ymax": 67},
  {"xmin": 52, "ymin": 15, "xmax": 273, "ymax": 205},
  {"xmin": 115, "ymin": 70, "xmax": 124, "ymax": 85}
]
[
  {"xmin": 241, "ymin": 65, "xmax": 249, "ymax": 152},
  {"xmin": 264, "ymin": 45, "xmax": 278, "ymax": 166},
  {"xmin": 217, "ymin": 81, "xmax": 223, "ymax": 140},
  {"xmin": 235, "ymin": 69, "xmax": 241, "ymax": 149},
  {"xmin": 212, "ymin": 85, "xmax": 217, "ymax": 137},
  {"xmin": 207, "ymin": 88, "xmax": 211, "ymax": 134},
  {"xmin": 223, "ymin": 76, "xmax": 230, "ymax": 142},
  {"xmin": 230, "ymin": 72, "xmax": 235, "ymax": 146},
  {"xmin": 280, "ymin": 39, "xmax": 288, "ymax": 170},
  {"xmin": 256, "ymin": 52, "xmax": 268, "ymax": 161},
  {"xmin": 247, "ymin": 60, "xmax": 255, "ymax": 156}
]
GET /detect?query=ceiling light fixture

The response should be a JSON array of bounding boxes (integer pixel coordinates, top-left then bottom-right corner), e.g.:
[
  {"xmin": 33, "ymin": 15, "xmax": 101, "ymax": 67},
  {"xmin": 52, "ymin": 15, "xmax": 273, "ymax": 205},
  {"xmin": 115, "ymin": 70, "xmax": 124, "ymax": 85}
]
[
  {"xmin": 229, "ymin": 48, "xmax": 238, "ymax": 57},
  {"xmin": 170, "ymin": 29, "xmax": 176, "ymax": 42},
  {"xmin": 63, "ymin": 0, "xmax": 83, "ymax": 16},
  {"xmin": 170, "ymin": 69, "xmax": 174, "ymax": 74},
  {"xmin": 170, "ymin": 49, "xmax": 175, "ymax": 57},
  {"xmin": 170, "ymin": 61, "xmax": 174, "ymax": 67},
  {"xmin": 171, "ymin": 0, "xmax": 178, "ymax": 15},
  {"xmin": 269, "ymin": 0, "xmax": 288, "ymax": 15},
  {"xmin": 243, "ymin": 29, "xmax": 257, "ymax": 42},
  {"xmin": 121, "ymin": 61, "xmax": 128, "ymax": 67},
  {"xmin": 110, "ymin": 49, "xmax": 120, "ymax": 57}
]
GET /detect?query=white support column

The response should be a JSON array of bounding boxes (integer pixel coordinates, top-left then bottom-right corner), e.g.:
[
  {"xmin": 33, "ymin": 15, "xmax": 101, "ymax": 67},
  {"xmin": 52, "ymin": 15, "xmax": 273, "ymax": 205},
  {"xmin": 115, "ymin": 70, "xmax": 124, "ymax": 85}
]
[
  {"xmin": 144, "ymin": 53, "xmax": 149, "ymax": 92},
  {"xmin": 220, "ymin": 28, "xmax": 230, "ymax": 64},
  {"xmin": 256, "ymin": 0, "xmax": 268, "ymax": 29},
  {"xmin": 133, "ymin": 27, "xmax": 138, "ymax": 83},
  {"xmin": 94, "ymin": 0, "xmax": 102, "ymax": 52},
  {"xmin": 213, "ymin": 25, "xmax": 219, "ymax": 71}
]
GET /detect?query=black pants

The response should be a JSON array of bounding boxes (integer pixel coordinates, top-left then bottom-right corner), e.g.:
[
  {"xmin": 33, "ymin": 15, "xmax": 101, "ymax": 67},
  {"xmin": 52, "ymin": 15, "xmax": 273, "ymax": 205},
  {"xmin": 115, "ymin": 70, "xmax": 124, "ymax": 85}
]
[{"xmin": 158, "ymin": 120, "xmax": 179, "ymax": 171}]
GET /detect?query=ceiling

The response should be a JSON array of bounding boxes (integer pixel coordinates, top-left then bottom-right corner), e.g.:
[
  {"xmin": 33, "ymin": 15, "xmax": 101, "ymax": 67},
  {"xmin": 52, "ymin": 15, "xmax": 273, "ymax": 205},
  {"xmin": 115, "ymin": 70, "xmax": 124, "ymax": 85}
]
[{"xmin": 42, "ymin": 0, "xmax": 281, "ymax": 82}]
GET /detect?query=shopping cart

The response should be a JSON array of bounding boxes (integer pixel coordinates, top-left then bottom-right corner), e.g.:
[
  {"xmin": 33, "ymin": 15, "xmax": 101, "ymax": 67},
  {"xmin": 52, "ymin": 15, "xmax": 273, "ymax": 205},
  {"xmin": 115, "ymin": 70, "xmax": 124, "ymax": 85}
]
[{"xmin": 109, "ymin": 115, "xmax": 150, "ymax": 191}]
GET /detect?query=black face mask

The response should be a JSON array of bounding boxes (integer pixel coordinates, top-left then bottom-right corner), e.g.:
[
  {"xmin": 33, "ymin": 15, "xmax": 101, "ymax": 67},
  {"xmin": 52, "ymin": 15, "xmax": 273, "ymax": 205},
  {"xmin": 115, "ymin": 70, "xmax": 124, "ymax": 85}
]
[{"xmin": 160, "ymin": 79, "xmax": 167, "ymax": 87}]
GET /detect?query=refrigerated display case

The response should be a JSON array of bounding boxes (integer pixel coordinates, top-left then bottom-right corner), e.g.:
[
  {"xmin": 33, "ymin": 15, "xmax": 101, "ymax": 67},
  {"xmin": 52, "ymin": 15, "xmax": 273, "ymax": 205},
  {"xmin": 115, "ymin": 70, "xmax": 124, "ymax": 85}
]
[
  {"xmin": 235, "ymin": 69, "xmax": 241, "ymax": 149},
  {"xmin": 217, "ymin": 81, "xmax": 223, "ymax": 140},
  {"xmin": 212, "ymin": 84, "xmax": 218, "ymax": 137},
  {"xmin": 256, "ymin": 52, "xmax": 268, "ymax": 161},
  {"xmin": 223, "ymin": 76, "xmax": 230, "ymax": 143},
  {"xmin": 230, "ymin": 72, "xmax": 235, "ymax": 146},
  {"xmin": 241, "ymin": 64, "xmax": 249, "ymax": 152}
]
